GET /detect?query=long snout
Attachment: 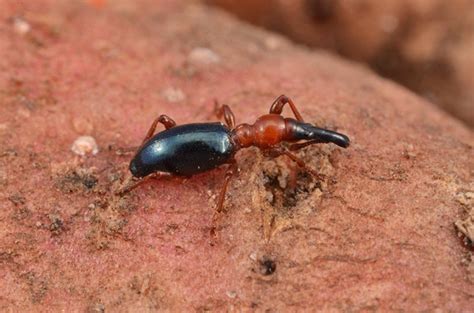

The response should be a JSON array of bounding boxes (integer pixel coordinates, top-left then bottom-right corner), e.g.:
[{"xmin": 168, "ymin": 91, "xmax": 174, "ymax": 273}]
[
  {"xmin": 288, "ymin": 120, "xmax": 350, "ymax": 148},
  {"xmin": 309, "ymin": 126, "xmax": 350, "ymax": 148}
]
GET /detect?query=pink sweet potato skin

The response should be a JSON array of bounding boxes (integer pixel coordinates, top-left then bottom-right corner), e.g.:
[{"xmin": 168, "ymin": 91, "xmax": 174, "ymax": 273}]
[{"xmin": 0, "ymin": 1, "xmax": 472, "ymax": 311}]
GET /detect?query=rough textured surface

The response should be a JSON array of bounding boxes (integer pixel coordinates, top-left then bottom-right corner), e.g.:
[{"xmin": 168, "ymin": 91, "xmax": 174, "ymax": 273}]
[
  {"xmin": 0, "ymin": 0, "xmax": 473, "ymax": 311},
  {"xmin": 207, "ymin": 0, "xmax": 474, "ymax": 127}
]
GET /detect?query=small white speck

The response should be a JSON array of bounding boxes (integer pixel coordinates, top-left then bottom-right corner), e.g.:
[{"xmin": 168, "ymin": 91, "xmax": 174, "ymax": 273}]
[
  {"xmin": 12, "ymin": 16, "xmax": 31, "ymax": 35},
  {"xmin": 244, "ymin": 207, "xmax": 252, "ymax": 213},
  {"xmin": 265, "ymin": 191, "xmax": 274, "ymax": 203},
  {"xmin": 249, "ymin": 252, "xmax": 257, "ymax": 261},
  {"xmin": 35, "ymin": 221, "xmax": 42, "ymax": 228},
  {"xmin": 162, "ymin": 87, "xmax": 186, "ymax": 103},
  {"xmin": 226, "ymin": 291, "xmax": 237, "ymax": 299},
  {"xmin": 71, "ymin": 136, "xmax": 99, "ymax": 156},
  {"xmin": 188, "ymin": 47, "xmax": 221, "ymax": 65}
]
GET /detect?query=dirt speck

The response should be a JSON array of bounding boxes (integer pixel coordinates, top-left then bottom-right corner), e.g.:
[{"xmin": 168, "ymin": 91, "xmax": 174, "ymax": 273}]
[
  {"xmin": 11, "ymin": 16, "xmax": 31, "ymax": 36},
  {"xmin": 162, "ymin": 87, "xmax": 186, "ymax": 103},
  {"xmin": 0, "ymin": 148, "xmax": 18, "ymax": 158},
  {"xmin": 87, "ymin": 302, "xmax": 105, "ymax": 313},
  {"xmin": 226, "ymin": 290, "xmax": 237, "ymax": 298},
  {"xmin": 21, "ymin": 272, "xmax": 48, "ymax": 303},
  {"xmin": 54, "ymin": 166, "xmax": 99, "ymax": 193},
  {"xmin": 259, "ymin": 257, "xmax": 276, "ymax": 276},
  {"xmin": 188, "ymin": 47, "xmax": 221, "ymax": 65},
  {"xmin": 49, "ymin": 214, "xmax": 64, "ymax": 236},
  {"xmin": 8, "ymin": 193, "xmax": 26, "ymax": 206},
  {"xmin": 11, "ymin": 206, "xmax": 31, "ymax": 222}
]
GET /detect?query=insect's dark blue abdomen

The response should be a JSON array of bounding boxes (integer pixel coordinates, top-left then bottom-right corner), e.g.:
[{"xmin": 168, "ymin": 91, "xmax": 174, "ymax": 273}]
[{"xmin": 130, "ymin": 123, "xmax": 235, "ymax": 177}]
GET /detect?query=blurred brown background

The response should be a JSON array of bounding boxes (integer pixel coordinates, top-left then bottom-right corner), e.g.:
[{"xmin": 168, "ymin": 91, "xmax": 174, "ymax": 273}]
[{"xmin": 206, "ymin": 0, "xmax": 474, "ymax": 127}]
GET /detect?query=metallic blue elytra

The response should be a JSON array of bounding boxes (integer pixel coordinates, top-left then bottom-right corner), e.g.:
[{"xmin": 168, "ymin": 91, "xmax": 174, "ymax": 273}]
[{"xmin": 129, "ymin": 123, "xmax": 235, "ymax": 177}]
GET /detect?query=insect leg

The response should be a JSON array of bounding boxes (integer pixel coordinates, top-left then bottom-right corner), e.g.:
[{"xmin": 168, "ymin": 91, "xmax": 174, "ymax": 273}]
[
  {"xmin": 116, "ymin": 172, "xmax": 173, "ymax": 195},
  {"xmin": 210, "ymin": 160, "xmax": 238, "ymax": 242},
  {"xmin": 214, "ymin": 100, "xmax": 236, "ymax": 128},
  {"xmin": 142, "ymin": 115, "xmax": 176, "ymax": 144},
  {"xmin": 269, "ymin": 95, "xmax": 304, "ymax": 122}
]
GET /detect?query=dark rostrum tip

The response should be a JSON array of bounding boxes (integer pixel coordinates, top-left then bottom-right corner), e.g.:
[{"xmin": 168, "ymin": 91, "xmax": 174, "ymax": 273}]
[
  {"xmin": 334, "ymin": 132, "xmax": 350, "ymax": 148},
  {"xmin": 310, "ymin": 125, "xmax": 350, "ymax": 148}
]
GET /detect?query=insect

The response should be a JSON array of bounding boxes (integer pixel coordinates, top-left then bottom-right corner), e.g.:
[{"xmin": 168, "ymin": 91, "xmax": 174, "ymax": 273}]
[{"xmin": 121, "ymin": 95, "xmax": 350, "ymax": 234}]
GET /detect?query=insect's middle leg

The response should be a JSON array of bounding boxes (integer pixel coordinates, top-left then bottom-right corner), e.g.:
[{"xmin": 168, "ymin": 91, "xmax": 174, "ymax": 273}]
[{"xmin": 210, "ymin": 159, "xmax": 238, "ymax": 242}]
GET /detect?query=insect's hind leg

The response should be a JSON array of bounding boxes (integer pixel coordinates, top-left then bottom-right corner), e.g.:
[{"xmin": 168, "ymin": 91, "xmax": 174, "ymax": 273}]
[
  {"xmin": 214, "ymin": 100, "xmax": 236, "ymax": 128},
  {"xmin": 113, "ymin": 115, "xmax": 176, "ymax": 156},
  {"xmin": 142, "ymin": 115, "xmax": 176, "ymax": 144},
  {"xmin": 269, "ymin": 95, "xmax": 304, "ymax": 122}
]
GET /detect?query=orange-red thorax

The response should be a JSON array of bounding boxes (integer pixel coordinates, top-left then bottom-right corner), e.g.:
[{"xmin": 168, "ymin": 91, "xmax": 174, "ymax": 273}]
[
  {"xmin": 254, "ymin": 114, "xmax": 287, "ymax": 147},
  {"xmin": 232, "ymin": 114, "xmax": 291, "ymax": 149}
]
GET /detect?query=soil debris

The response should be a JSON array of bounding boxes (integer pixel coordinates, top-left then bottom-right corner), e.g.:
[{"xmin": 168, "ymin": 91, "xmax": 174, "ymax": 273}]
[
  {"xmin": 259, "ymin": 257, "xmax": 276, "ymax": 276},
  {"xmin": 54, "ymin": 166, "xmax": 98, "ymax": 193},
  {"xmin": 8, "ymin": 193, "xmax": 26, "ymax": 206},
  {"xmin": 86, "ymin": 195, "xmax": 135, "ymax": 250},
  {"xmin": 49, "ymin": 214, "xmax": 64, "ymax": 236},
  {"xmin": 454, "ymin": 190, "xmax": 474, "ymax": 250},
  {"xmin": 21, "ymin": 272, "xmax": 48, "ymax": 304},
  {"xmin": 256, "ymin": 144, "xmax": 337, "ymax": 240}
]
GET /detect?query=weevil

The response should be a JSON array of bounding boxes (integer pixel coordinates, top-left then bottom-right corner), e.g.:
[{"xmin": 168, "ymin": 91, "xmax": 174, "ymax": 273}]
[{"xmin": 122, "ymin": 95, "xmax": 350, "ymax": 234}]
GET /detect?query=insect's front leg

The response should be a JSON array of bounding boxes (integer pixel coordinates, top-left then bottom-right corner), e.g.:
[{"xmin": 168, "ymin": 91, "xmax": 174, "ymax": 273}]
[{"xmin": 116, "ymin": 172, "xmax": 173, "ymax": 195}]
